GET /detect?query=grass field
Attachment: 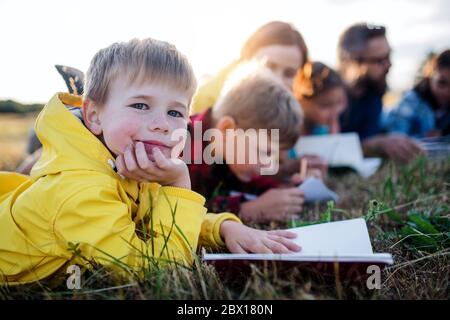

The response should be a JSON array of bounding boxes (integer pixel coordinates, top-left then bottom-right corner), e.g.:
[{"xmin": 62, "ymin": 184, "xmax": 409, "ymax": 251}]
[
  {"xmin": 0, "ymin": 114, "xmax": 449, "ymax": 300},
  {"xmin": 0, "ymin": 113, "xmax": 38, "ymax": 171}
]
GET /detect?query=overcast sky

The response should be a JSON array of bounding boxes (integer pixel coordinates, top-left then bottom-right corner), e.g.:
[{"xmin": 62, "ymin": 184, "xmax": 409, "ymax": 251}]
[{"xmin": 1, "ymin": 0, "xmax": 449, "ymax": 103}]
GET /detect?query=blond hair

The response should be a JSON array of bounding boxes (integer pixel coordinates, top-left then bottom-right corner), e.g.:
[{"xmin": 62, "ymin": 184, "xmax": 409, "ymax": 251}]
[
  {"xmin": 84, "ymin": 38, "xmax": 197, "ymax": 106},
  {"xmin": 212, "ymin": 64, "xmax": 303, "ymax": 148}
]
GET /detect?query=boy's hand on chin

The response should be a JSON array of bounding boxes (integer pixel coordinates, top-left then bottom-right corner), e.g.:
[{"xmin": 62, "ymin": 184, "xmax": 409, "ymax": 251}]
[
  {"xmin": 115, "ymin": 142, "xmax": 191, "ymax": 189},
  {"xmin": 220, "ymin": 221, "xmax": 302, "ymax": 254}
]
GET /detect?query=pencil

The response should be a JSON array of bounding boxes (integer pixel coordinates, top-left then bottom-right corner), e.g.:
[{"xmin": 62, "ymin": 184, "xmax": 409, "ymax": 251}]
[{"xmin": 300, "ymin": 158, "xmax": 308, "ymax": 180}]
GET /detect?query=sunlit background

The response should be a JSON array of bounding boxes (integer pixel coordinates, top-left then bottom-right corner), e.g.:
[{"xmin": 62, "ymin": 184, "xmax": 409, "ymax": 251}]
[{"xmin": 1, "ymin": 0, "xmax": 449, "ymax": 104}]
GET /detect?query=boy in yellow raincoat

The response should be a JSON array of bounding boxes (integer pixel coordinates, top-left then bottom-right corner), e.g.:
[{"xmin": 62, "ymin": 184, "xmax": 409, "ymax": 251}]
[{"xmin": 0, "ymin": 38, "xmax": 301, "ymax": 285}]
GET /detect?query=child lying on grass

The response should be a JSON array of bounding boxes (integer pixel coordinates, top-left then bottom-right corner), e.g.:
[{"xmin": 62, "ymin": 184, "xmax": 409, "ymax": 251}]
[{"xmin": 0, "ymin": 38, "xmax": 301, "ymax": 285}]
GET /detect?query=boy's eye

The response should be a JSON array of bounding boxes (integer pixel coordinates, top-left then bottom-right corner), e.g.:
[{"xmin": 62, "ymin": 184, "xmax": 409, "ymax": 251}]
[
  {"xmin": 129, "ymin": 103, "xmax": 149, "ymax": 110},
  {"xmin": 168, "ymin": 110, "xmax": 183, "ymax": 118}
]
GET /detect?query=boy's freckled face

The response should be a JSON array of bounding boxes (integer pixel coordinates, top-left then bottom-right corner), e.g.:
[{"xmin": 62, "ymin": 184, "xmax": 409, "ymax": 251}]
[{"xmin": 95, "ymin": 77, "xmax": 190, "ymax": 159}]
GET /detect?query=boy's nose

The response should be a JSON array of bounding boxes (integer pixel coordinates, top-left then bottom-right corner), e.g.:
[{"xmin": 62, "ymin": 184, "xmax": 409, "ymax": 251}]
[{"xmin": 147, "ymin": 114, "xmax": 170, "ymax": 134}]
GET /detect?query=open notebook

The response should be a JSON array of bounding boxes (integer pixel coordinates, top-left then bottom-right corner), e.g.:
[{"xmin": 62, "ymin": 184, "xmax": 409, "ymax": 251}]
[
  {"xmin": 203, "ymin": 218, "xmax": 393, "ymax": 266},
  {"xmin": 292, "ymin": 133, "xmax": 382, "ymax": 178}
]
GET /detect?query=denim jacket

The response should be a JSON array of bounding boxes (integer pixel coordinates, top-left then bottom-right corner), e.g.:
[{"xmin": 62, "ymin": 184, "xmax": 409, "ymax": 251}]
[{"xmin": 383, "ymin": 90, "xmax": 437, "ymax": 138}]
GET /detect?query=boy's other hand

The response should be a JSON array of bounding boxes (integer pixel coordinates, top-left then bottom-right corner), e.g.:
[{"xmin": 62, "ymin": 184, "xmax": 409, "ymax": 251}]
[
  {"xmin": 300, "ymin": 155, "xmax": 328, "ymax": 178},
  {"xmin": 277, "ymin": 155, "xmax": 328, "ymax": 182},
  {"xmin": 239, "ymin": 188, "xmax": 304, "ymax": 223},
  {"xmin": 115, "ymin": 142, "xmax": 191, "ymax": 189},
  {"xmin": 219, "ymin": 220, "xmax": 301, "ymax": 254}
]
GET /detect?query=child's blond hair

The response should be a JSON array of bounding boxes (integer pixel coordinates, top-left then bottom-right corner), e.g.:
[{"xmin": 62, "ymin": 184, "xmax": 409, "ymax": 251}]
[
  {"xmin": 212, "ymin": 63, "xmax": 303, "ymax": 148},
  {"xmin": 84, "ymin": 38, "xmax": 197, "ymax": 106}
]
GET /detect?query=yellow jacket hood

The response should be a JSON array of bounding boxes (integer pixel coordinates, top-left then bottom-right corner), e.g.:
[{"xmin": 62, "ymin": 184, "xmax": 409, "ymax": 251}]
[{"xmin": 31, "ymin": 93, "xmax": 117, "ymax": 180}]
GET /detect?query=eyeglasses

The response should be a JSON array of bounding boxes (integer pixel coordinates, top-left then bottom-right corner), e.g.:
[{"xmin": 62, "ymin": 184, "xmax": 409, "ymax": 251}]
[{"xmin": 355, "ymin": 52, "xmax": 391, "ymax": 65}]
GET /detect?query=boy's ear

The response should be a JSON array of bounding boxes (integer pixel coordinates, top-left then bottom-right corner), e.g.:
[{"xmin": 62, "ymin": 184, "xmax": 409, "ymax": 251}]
[
  {"xmin": 82, "ymin": 98, "xmax": 102, "ymax": 135},
  {"xmin": 215, "ymin": 116, "xmax": 237, "ymax": 134}
]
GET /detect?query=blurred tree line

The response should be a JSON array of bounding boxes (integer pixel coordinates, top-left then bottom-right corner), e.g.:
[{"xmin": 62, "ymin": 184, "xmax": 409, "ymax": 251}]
[{"xmin": 0, "ymin": 99, "xmax": 44, "ymax": 113}]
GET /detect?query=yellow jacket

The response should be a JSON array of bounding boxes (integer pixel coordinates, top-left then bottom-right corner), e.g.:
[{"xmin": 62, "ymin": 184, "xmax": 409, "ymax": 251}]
[
  {"xmin": 191, "ymin": 61, "xmax": 239, "ymax": 114},
  {"xmin": 0, "ymin": 93, "xmax": 240, "ymax": 285}
]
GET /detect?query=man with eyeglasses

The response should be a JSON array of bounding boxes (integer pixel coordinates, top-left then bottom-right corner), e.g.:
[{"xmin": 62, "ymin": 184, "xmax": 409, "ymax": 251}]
[{"xmin": 337, "ymin": 23, "xmax": 423, "ymax": 163}]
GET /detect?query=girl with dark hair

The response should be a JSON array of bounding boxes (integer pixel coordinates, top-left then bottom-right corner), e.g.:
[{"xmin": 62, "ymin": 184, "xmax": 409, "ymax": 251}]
[
  {"xmin": 384, "ymin": 49, "xmax": 450, "ymax": 137},
  {"xmin": 293, "ymin": 62, "xmax": 347, "ymax": 135}
]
